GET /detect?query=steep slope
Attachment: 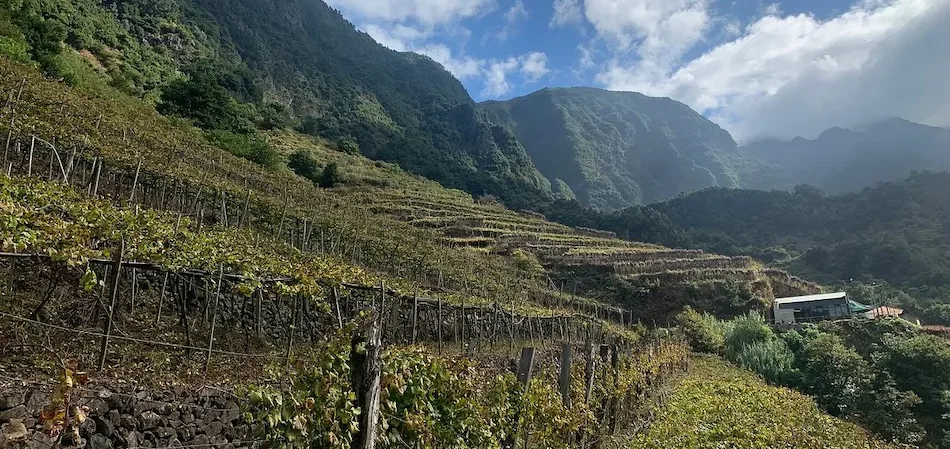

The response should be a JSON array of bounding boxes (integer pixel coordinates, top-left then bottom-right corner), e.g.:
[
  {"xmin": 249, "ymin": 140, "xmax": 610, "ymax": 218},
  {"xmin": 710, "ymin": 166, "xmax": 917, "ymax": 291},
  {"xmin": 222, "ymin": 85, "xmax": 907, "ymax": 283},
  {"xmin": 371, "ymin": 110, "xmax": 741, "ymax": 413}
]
[
  {"xmin": 632, "ymin": 356, "xmax": 897, "ymax": 449},
  {"xmin": 481, "ymin": 87, "xmax": 777, "ymax": 211},
  {"xmin": 0, "ymin": 0, "xmax": 552, "ymax": 207},
  {"xmin": 743, "ymin": 118, "xmax": 950, "ymax": 192},
  {"xmin": 183, "ymin": 0, "xmax": 553, "ymax": 206}
]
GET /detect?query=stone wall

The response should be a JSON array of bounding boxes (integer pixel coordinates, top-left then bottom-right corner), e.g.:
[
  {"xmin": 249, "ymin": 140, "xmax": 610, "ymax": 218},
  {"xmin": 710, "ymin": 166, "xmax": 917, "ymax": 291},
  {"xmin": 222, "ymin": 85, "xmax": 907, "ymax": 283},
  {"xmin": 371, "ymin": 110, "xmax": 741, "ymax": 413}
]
[{"xmin": 0, "ymin": 383, "xmax": 257, "ymax": 449}]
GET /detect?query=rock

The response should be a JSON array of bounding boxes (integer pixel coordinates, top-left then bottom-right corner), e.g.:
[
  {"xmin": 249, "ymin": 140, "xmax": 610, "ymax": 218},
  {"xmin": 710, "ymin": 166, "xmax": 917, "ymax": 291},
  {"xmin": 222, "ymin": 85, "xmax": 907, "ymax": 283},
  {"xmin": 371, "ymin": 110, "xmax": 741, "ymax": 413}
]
[
  {"xmin": 1, "ymin": 420, "xmax": 28, "ymax": 444},
  {"xmin": 79, "ymin": 416, "xmax": 97, "ymax": 437},
  {"xmin": 88, "ymin": 434, "xmax": 113, "ymax": 449},
  {"xmin": 142, "ymin": 431, "xmax": 155, "ymax": 442},
  {"xmin": 83, "ymin": 398, "xmax": 108, "ymax": 416},
  {"xmin": 193, "ymin": 434, "xmax": 210, "ymax": 448},
  {"xmin": 181, "ymin": 413, "xmax": 194, "ymax": 424},
  {"xmin": 222, "ymin": 423, "xmax": 235, "ymax": 439},
  {"xmin": 24, "ymin": 392, "xmax": 48, "ymax": 414},
  {"xmin": 206, "ymin": 420, "xmax": 223, "ymax": 437},
  {"xmin": 94, "ymin": 416, "xmax": 115, "ymax": 437},
  {"xmin": 121, "ymin": 415, "xmax": 139, "ymax": 431},
  {"xmin": 193, "ymin": 418, "xmax": 205, "ymax": 429},
  {"xmin": 20, "ymin": 418, "xmax": 34, "ymax": 430},
  {"xmin": 132, "ymin": 400, "xmax": 154, "ymax": 416},
  {"xmin": 156, "ymin": 427, "xmax": 175, "ymax": 439},
  {"xmin": 0, "ymin": 406, "xmax": 26, "ymax": 423},
  {"xmin": 123, "ymin": 430, "xmax": 141, "ymax": 449},
  {"xmin": 139, "ymin": 411, "xmax": 161, "ymax": 431},
  {"xmin": 168, "ymin": 411, "xmax": 180, "ymax": 422},
  {"xmin": 26, "ymin": 431, "xmax": 52, "ymax": 449},
  {"xmin": 107, "ymin": 410, "xmax": 121, "ymax": 428},
  {"xmin": 221, "ymin": 403, "xmax": 240, "ymax": 423},
  {"xmin": 0, "ymin": 394, "xmax": 22, "ymax": 411},
  {"xmin": 167, "ymin": 419, "xmax": 182, "ymax": 430},
  {"xmin": 166, "ymin": 437, "xmax": 183, "ymax": 449}
]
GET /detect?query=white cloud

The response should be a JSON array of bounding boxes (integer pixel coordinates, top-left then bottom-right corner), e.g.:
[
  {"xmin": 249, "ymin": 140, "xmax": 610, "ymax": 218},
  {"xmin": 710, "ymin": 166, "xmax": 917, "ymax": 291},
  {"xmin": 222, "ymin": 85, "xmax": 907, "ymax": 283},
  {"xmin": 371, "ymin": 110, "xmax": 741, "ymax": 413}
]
[
  {"xmin": 324, "ymin": 0, "xmax": 496, "ymax": 25},
  {"xmin": 490, "ymin": 0, "xmax": 530, "ymax": 42},
  {"xmin": 596, "ymin": 0, "xmax": 949, "ymax": 141},
  {"xmin": 761, "ymin": 3, "xmax": 783, "ymax": 16},
  {"xmin": 361, "ymin": 24, "xmax": 431, "ymax": 51},
  {"xmin": 482, "ymin": 52, "xmax": 552, "ymax": 97},
  {"xmin": 520, "ymin": 52, "xmax": 551, "ymax": 81},
  {"xmin": 582, "ymin": 0, "xmax": 710, "ymax": 61},
  {"xmin": 505, "ymin": 0, "xmax": 529, "ymax": 24},
  {"xmin": 551, "ymin": 0, "xmax": 583, "ymax": 27}
]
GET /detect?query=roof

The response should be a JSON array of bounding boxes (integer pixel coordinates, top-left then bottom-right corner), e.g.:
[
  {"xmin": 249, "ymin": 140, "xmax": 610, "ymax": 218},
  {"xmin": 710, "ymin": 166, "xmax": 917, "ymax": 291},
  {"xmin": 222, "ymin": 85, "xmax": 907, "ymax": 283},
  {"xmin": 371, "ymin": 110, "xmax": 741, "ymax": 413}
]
[
  {"xmin": 774, "ymin": 292, "xmax": 846, "ymax": 305},
  {"xmin": 869, "ymin": 306, "xmax": 904, "ymax": 316},
  {"xmin": 848, "ymin": 300, "xmax": 873, "ymax": 313}
]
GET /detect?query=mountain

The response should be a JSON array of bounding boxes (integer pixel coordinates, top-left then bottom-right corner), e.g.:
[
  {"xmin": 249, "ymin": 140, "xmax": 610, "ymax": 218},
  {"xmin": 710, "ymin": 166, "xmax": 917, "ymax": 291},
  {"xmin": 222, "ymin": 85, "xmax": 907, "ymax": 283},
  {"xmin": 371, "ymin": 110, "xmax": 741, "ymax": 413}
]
[
  {"xmin": 187, "ymin": 0, "xmax": 553, "ymax": 206},
  {"xmin": 743, "ymin": 118, "xmax": 950, "ymax": 193},
  {"xmin": 480, "ymin": 87, "xmax": 778, "ymax": 211},
  {"xmin": 0, "ymin": 0, "xmax": 552, "ymax": 207}
]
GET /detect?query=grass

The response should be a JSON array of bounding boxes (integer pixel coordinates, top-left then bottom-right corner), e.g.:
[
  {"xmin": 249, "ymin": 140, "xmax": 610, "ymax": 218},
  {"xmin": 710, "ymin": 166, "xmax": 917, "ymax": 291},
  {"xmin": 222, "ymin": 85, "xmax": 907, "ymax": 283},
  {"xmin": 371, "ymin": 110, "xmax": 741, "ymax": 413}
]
[{"xmin": 630, "ymin": 356, "xmax": 900, "ymax": 449}]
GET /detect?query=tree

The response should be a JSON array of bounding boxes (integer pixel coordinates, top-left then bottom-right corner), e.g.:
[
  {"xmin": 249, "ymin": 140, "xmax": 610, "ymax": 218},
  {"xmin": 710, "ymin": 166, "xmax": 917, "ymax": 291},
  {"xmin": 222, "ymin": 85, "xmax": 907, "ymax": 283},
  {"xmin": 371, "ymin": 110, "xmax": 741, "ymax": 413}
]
[
  {"xmin": 288, "ymin": 150, "xmax": 321, "ymax": 185},
  {"xmin": 319, "ymin": 162, "xmax": 341, "ymax": 188}
]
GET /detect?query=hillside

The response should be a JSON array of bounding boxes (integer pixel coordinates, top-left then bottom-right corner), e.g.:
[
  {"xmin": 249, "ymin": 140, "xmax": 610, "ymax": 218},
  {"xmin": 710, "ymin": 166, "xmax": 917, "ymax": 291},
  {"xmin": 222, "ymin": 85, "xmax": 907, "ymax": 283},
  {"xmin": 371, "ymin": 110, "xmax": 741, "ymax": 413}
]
[
  {"xmin": 632, "ymin": 356, "xmax": 897, "ymax": 449},
  {"xmin": 480, "ymin": 87, "xmax": 778, "ymax": 210},
  {"xmin": 628, "ymin": 172, "xmax": 950, "ymax": 324},
  {"xmin": 0, "ymin": 0, "xmax": 553, "ymax": 208},
  {"xmin": 743, "ymin": 118, "xmax": 950, "ymax": 193}
]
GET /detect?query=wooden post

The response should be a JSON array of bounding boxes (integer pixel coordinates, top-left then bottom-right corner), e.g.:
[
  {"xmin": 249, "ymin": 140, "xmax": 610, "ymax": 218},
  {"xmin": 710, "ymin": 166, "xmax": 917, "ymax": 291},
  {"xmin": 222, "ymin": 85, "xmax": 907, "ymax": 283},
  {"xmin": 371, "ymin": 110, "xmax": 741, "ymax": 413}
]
[
  {"xmin": 559, "ymin": 344, "xmax": 572, "ymax": 409},
  {"xmin": 411, "ymin": 289, "xmax": 419, "ymax": 345},
  {"xmin": 240, "ymin": 188, "xmax": 251, "ymax": 228},
  {"xmin": 128, "ymin": 160, "xmax": 141, "ymax": 204},
  {"xmin": 155, "ymin": 272, "xmax": 170, "ymax": 325},
  {"xmin": 97, "ymin": 239, "xmax": 124, "ymax": 371},
  {"xmin": 584, "ymin": 342, "xmax": 597, "ymax": 404},
  {"xmin": 285, "ymin": 295, "xmax": 299, "ymax": 365},
  {"xmin": 332, "ymin": 286, "xmax": 344, "ymax": 330},
  {"xmin": 351, "ymin": 312, "xmax": 382, "ymax": 449},
  {"xmin": 129, "ymin": 268, "xmax": 137, "ymax": 315},
  {"xmin": 26, "ymin": 136, "xmax": 34, "ymax": 177},
  {"xmin": 256, "ymin": 289, "xmax": 264, "ymax": 336},
  {"xmin": 460, "ymin": 296, "xmax": 466, "ymax": 353},
  {"xmin": 91, "ymin": 158, "xmax": 101, "ymax": 197},
  {"xmin": 205, "ymin": 265, "xmax": 224, "ymax": 371},
  {"xmin": 516, "ymin": 347, "xmax": 536, "ymax": 391},
  {"xmin": 437, "ymin": 297, "xmax": 444, "ymax": 355}
]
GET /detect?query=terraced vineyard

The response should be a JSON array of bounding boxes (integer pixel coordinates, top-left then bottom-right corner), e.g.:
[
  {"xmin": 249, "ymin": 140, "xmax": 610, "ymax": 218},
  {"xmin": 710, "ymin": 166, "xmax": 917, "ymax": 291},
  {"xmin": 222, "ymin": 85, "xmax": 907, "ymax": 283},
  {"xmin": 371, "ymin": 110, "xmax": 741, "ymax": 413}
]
[{"xmin": 272, "ymin": 133, "xmax": 820, "ymax": 322}]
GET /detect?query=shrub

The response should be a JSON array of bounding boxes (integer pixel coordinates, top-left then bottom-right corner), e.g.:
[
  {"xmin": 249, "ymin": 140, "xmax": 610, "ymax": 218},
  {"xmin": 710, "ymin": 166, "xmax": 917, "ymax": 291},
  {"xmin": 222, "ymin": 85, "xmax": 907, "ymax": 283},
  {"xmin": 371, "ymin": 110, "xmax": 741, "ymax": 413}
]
[
  {"xmin": 675, "ymin": 306, "xmax": 725, "ymax": 354},
  {"xmin": 205, "ymin": 130, "xmax": 279, "ymax": 168},
  {"xmin": 737, "ymin": 338, "xmax": 797, "ymax": 385},
  {"xmin": 319, "ymin": 162, "xmax": 341, "ymax": 188},
  {"xmin": 336, "ymin": 136, "xmax": 360, "ymax": 155},
  {"xmin": 723, "ymin": 312, "xmax": 772, "ymax": 358},
  {"xmin": 288, "ymin": 150, "xmax": 321, "ymax": 185},
  {"xmin": 0, "ymin": 35, "xmax": 31, "ymax": 63}
]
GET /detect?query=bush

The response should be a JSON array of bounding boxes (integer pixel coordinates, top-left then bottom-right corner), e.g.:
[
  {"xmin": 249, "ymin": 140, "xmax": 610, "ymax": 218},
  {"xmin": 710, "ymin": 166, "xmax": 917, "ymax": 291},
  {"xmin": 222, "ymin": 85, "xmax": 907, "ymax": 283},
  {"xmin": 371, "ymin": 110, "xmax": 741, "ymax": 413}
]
[
  {"xmin": 737, "ymin": 338, "xmax": 797, "ymax": 384},
  {"xmin": 319, "ymin": 161, "xmax": 341, "ymax": 188},
  {"xmin": 675, "ymin": 306, "xmax": 725, "ymax": 354},
  {"xmin": 159, "ymin": 74, "xmax": 255, "ymax": 133},
  {"xmin": 0, "ymin": 35, "xmax": 31, "ymax": 63},
  {"xmin": 205, "ymin": 130, "xmax": 279, "ymax": 168},
  {"xmin": 287, "ymin": 150, "xmax": 321, "ymax": 185},
  {"xmin": 336, "ymin": 136, "xmax": 360, "ymax": 155},
  {"xmin": 723, "ymin": 312, "xmax": 773, "ymax": 358}
]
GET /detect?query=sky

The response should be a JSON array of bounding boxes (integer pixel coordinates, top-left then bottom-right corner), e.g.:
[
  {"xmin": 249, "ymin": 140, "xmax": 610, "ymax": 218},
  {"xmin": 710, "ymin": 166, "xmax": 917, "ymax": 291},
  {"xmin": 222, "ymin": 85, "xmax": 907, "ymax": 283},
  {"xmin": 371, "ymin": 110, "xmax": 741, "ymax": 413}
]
[{"xmin": 324, "ymin": 0, "xmax": 950, "ymax": 142}]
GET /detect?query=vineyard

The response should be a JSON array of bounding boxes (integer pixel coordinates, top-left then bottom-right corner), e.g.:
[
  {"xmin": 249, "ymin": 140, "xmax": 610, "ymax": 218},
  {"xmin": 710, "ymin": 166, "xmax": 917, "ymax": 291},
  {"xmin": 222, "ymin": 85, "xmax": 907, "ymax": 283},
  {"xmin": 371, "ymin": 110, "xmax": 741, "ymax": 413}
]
[
  {"xmin": 631, "ymin": 356, "xmax": 899, "ymax": 449},
  {"xmin": 0, "ymin": 54, "xmax": 818, "ymax": 449}
]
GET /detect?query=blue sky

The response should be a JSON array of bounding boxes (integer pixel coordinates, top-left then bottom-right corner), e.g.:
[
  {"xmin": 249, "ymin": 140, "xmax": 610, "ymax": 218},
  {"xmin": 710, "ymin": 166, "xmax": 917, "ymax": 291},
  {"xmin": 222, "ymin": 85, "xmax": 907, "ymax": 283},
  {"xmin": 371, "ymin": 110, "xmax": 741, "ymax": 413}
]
[{"xmin": 325, "ymin": 0, "xmax": 950, "ymax": 141}]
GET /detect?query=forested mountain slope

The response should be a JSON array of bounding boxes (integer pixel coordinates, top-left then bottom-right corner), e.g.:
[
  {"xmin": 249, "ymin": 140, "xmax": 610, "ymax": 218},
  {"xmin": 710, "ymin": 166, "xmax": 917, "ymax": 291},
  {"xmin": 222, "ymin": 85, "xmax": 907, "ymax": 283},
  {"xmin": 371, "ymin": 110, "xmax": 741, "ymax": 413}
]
[
  {"xmin": 641, "ymin": 172, "xmax": 950, "ymax": 323},
  {"xmin": 743, "ymin": 118, "xmax": 950, "ymax": 193},
  {"xmin": 0, "ymin": 0, "xmax": 552, "ymax": 207},
  {"xmin": 481, "ymin": 87, "xmax": 780, "ymax": 210}
]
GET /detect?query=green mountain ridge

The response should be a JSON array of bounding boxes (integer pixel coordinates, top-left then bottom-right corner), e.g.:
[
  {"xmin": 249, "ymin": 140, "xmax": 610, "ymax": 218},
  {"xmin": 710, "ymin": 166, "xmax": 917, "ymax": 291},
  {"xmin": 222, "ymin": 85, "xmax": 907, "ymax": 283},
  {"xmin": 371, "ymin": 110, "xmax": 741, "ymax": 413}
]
[{"xmin": 481, "ymin": 87, "xmax": 781, "ymax": 211}]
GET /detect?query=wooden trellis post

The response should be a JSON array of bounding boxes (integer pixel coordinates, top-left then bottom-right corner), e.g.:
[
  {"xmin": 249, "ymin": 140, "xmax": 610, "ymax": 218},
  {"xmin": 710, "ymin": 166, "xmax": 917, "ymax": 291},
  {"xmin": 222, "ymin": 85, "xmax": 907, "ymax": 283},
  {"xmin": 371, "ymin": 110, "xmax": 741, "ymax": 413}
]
[
  {"xmin": 559, "ymin": 344, "xmax": 573, "ymax": 409},
  {"xmin": 97, "ymin": 239, "xmax": 124, "ymax": 371},
  {"xmin": 352, "ymin": 312, "xmax": 382, "ymax": 449},
  {"xmin": 206, "ymin": 264, "xmax": 224, "ymax": 372}
]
